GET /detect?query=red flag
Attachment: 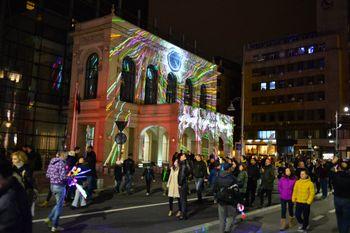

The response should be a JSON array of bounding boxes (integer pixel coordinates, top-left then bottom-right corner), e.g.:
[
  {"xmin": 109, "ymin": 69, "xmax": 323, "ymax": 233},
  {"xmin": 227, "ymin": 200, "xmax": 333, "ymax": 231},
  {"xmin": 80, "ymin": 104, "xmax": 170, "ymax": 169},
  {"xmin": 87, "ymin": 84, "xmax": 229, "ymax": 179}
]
[{"xmin": 70, "ymin": 82, "xmax": 80, "ymax": 150}]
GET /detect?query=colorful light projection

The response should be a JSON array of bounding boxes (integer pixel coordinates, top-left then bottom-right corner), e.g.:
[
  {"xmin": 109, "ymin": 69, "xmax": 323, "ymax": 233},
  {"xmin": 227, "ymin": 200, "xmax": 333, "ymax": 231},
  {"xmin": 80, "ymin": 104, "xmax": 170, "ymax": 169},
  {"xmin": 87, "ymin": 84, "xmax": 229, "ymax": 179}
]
[
  {"xmin": 109, "ymin": 25, "xmax": 217, "ymax": 111},
  {"xmin": 51, "ymin": 57, "xmax": 63, "ymax": 90},
  {"xmin": 178, "ymin": 105, "xmax": 233, "ymax": 146}
]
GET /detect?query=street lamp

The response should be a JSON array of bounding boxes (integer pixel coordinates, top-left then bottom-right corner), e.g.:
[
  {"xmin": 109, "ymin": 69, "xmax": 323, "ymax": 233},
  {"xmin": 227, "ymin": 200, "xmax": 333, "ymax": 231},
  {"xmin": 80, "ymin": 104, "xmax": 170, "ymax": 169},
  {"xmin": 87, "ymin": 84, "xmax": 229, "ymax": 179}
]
[{"xmin": 335, "ymin": 106, "xmax": 350, "ymax": 156}]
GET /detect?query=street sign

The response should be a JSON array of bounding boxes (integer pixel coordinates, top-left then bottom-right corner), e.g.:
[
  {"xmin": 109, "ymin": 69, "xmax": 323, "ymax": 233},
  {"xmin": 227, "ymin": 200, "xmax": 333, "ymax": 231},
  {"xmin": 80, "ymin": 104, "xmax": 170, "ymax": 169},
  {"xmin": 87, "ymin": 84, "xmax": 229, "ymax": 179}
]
[
  {"xmin": 115, "ymin": 132, "xmax": 127, "ymax": 144},
  {"xmin": 115, "ymin": 121, "xmax": 127, "ymax": 132}
]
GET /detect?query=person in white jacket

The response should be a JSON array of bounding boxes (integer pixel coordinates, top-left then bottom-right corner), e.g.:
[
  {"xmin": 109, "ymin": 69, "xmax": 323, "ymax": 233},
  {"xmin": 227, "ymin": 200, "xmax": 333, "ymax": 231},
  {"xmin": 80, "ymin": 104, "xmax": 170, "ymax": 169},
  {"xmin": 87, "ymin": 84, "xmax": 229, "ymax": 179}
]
[{"xmin": 167, "ymin": 159, "xmax": 181, "ymax": 217}]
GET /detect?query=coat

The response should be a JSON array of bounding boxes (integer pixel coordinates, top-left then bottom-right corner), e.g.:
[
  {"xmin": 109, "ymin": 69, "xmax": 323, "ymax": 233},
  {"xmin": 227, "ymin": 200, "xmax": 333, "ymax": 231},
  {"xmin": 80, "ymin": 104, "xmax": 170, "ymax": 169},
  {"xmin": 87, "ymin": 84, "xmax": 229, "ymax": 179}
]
[
  {"xmin": 261, "ymin": 165, "xmax": 275, "ymax": 190},
  {"xmin": 292, "ymin": 178, "xmax": 315, "ymax": 205},
  {"xmin": 278, "ymin": 176, "xmax": 296, "ymax": 200},
  {"xmin": 237, "ymin": 171, "xmax": 248, "ymax": 193},
  {"xmin": 167, "ymin": 167, "xmax": 180, "ymax": 198}
]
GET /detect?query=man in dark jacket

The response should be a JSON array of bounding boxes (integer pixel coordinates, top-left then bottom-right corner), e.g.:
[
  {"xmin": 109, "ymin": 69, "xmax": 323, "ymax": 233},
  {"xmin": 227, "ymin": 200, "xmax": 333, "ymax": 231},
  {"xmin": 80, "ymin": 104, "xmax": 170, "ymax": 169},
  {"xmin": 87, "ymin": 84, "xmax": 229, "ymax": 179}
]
[
  {"xmin": 0, "ymin": 157, "xmax": 32, "ymax": 233},
  {"xmin": 123, "ymin": 153, "xmax": 135, "ymax": 195},
  {"xmin": 193, "ymin": 154, "xmax": 208, "ymax": 202},
  {"xmin": 246, "ymin": 158, "xmax": 260, "ymax": 207},
  {"xmin": 331, "ymin": 157, "xmax": 350, "ymax": 233},
  {"xmin": 260, "ymin": 158, "xmax": 275, "ymax": 207},
  {"xmin": 213, "ymin": 163, "xmax": 241, "ymax": 233},
  {"xmin": 178, "ymin": 153, "xmax": 190, "ymax": 220},
  {"xmin": 85, "ymin": 146, "xmax": 97, "ymax": 201}
]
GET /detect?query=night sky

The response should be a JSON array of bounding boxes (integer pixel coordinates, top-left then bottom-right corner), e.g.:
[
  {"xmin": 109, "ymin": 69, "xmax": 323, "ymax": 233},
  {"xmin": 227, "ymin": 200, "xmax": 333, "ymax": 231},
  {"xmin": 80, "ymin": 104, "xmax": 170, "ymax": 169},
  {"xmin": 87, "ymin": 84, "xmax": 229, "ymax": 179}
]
[{"xmin": 149, "ymin": 0, "xmax": 317, "ymax": 62}]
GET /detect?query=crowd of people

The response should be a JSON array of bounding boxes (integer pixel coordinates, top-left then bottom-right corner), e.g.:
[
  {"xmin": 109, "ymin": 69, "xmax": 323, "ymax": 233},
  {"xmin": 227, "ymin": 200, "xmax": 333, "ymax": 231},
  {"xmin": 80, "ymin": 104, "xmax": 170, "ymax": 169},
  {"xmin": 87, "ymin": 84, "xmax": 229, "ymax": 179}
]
[{"xmin": 1, "ymin": 144, "xmax": 349, "ymax": 233}]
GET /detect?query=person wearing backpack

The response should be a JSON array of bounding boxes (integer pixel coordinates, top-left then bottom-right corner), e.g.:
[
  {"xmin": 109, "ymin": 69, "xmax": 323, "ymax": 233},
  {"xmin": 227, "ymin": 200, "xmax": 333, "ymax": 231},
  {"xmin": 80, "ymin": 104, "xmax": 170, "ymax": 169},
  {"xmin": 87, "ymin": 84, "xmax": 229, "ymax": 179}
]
[{"xmin": 213, "ymin": 163, "xmax": 241, "ymax": 233}]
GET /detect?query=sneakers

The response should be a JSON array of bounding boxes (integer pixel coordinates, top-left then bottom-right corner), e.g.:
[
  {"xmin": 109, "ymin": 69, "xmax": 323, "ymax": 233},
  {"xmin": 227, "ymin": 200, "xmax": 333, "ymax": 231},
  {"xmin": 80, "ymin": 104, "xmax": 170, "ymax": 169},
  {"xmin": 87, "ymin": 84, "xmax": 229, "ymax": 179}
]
[
  {"xmin": 44, "ymin": 218, "xmax": 52, "ymax": 228},
  {"xmin": 168, "ymin": 211, "xmax": 173, "ymax": 216},
  {"xmin": 146, "ymin": 193, "xmax": 150, "ymax": 196},
  {"xmin": 51, "ymin": 226, "xmax": 64, "ymax": 232},
  {"xmin": 176, "ymin": 211, "xmax": 181, "ymax": 217}
]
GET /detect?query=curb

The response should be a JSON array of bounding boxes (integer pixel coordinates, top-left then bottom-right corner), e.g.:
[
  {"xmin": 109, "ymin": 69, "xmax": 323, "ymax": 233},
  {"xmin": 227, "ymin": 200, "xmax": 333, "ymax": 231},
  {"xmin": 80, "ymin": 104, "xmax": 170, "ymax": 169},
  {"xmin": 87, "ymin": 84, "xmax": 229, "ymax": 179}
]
[{"xmin": 169, "ymin": 204, "xmax": 280, "ymax": 233}]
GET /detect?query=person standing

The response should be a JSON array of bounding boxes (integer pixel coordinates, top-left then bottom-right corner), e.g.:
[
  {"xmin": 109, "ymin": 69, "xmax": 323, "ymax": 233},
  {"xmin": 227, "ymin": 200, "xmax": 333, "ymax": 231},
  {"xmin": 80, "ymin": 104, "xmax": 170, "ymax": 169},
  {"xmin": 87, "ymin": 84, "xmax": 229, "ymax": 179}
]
[
  {"xmin": 123, "ymin": 153, "xmax": 135, "ymax": 195},
  {"xmin": 85, "ymin": 146, "xmax": 97, "ymax": 201},
  {"xmin": 45, "ymin": 151, "xmax": 68, "ymax": 232},
  {"xmin": 167, "ymin": 159, "xmax": 181, "ymax": 217},
  {"xmin": 178, "ymin": 153, "xmax": 190, "ymax": 220},
  {"xmin": 260, "ymin": 158, "xmax": 275, "ymax": 207},
  {"xmin": 213, "ymin": 163, "xmax": 241, "ymax": 233},
  {"xmin": 142, "ymin": 162, "xmax": 155, "ymax": 196},
  {"xmin": 246, "ymin": 158, "xmax": 260, "ymax": 207},
  {"xmin": 0, "ymin": 157, "xmax": 32, "ymax": 233},
  {"xmin": 237, "ymin": 164, "xmax": 248, "ymax": 204},
  {"xmin": 316, "ymin": 160, "xmax": 329, "ymax": 199},
  {"xmin": 193, "ymin": 154, "xmax": 208, "ymax": 202},
  {"xmin": 331, "ymin": 157, "xmax": 350, "ymax": 233},
  {"xmin": 278, "ymin": 167, "xmax": 297, "ymax": 230},
  {"xmin": 114, "ymin": 158, "xmax": 123, "ymax": 193},
  {"xmin": 292, "ymin": 169, "xmax": 315, "ymax": 233}
]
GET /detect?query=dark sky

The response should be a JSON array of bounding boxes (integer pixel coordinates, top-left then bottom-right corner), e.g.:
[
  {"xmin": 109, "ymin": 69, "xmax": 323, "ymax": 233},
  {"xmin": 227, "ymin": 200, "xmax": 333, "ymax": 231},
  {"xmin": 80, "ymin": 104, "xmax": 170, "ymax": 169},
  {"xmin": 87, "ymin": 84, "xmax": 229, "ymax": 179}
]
[{"xmin": 148, "ymin": 0, "xmax": 317, "ymax": 63}]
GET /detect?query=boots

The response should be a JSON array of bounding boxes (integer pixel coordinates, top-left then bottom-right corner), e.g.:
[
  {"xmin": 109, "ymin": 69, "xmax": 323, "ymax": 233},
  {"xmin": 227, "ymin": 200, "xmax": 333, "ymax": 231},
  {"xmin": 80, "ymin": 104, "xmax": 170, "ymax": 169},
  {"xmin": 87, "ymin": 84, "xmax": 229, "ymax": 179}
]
[
  {"xmin": 289, "ymin": 216, "xmax": 296, "ymax": 227},
  {"xmin": 280, "ymin": 218, "xmax": 287, "ymax": 231}
]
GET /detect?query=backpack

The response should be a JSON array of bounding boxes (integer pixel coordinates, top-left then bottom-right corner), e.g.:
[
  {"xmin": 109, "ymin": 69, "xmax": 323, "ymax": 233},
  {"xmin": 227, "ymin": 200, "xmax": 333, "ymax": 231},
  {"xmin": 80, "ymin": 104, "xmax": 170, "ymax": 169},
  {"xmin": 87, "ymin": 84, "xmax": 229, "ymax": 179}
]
[{"xmin": 216, "ymin": 184, "xmax": 241, "ymax": 205}]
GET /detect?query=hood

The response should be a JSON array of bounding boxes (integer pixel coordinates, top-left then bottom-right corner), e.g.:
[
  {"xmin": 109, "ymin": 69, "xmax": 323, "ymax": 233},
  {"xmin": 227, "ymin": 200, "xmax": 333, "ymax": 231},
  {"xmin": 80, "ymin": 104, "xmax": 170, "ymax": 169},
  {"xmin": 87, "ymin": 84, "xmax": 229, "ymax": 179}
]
[{"xmin": 50, "ymin": 157, "xmax": 63, "ymax": 164}]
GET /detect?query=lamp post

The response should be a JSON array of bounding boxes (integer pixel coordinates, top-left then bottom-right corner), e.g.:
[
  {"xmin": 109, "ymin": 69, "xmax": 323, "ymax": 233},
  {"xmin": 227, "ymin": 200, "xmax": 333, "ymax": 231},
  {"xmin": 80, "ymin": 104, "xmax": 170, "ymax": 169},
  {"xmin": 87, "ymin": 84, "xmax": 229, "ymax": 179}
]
[
  {"xmin": 228, "ymin": 96, "xmax": 244, "ymax": 157},
  {"xmin": 335, "ymin": 106, "xmax": 349, "ymax": 156}
]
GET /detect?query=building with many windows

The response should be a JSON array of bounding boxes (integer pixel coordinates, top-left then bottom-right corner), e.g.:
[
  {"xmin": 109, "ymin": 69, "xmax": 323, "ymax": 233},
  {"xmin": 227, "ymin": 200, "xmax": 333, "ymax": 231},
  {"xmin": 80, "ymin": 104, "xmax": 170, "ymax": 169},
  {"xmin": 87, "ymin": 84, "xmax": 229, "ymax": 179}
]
[{"xmin": 68, "ymin": 10, "xmax": 233, "ymax": 164}]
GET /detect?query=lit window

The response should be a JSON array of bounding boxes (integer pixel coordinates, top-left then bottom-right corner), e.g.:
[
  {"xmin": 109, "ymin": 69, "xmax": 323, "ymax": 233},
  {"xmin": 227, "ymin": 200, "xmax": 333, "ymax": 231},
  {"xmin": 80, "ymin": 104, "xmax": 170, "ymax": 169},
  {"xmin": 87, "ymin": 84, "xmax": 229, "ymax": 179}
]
[
  {"xmin": 258, "ymin": 130, "xmax": 276, "ymax": 139},
  {"xmin": 308, "ymin": 46, "xmax": 315, "ymax": 54},
  {"xmin": 260, "ymin": 82, "xmax": 267, "ymax": 90},
  {"xmin": 269, "ymin": 81, "xmax": 276, "ymax": 90},
  {"xmin": 298, "ymin": 47, "xmax": 305, "ymax": 55}
]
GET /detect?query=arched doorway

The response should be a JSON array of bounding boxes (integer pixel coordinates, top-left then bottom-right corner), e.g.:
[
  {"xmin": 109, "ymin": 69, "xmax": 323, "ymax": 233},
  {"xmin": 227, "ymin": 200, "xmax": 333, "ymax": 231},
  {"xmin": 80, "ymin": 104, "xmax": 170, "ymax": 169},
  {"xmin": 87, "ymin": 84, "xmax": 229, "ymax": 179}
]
[
  {"xmin": 181, "ymin": 127, "xmax": 196, "ymax": 153},
  {"xmin": 139, "ymin": 126, "xmax": 169, "ymax": 165}
]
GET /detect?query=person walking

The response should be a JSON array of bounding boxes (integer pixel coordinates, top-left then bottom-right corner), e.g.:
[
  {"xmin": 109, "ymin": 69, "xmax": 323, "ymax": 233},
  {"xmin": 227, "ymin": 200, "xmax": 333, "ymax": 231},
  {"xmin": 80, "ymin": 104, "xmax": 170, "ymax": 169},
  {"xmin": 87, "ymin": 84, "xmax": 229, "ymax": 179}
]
[
  {"xmin": 123, "ymin": 153, "xmax": 135, "ymax": 195},
  {"xmin": 84, "ymin": 146, "xmax": 97, "ymax": 202},
  {"xmin": 141, "ymin": 162, "xmax": 155, "ymax": 196},
  {"xmin": 278, "ymin": 167, "xmax": 297, "ymax": 230},
  {"xmin": 331, "ymin": 157, "xmax": 350, "ymax": 233},
  {"xmin": 114, "ymin": 158, "xmax": 123, "ymax": 193},
  {"xmin": 193, "ymin": 154, "xmax": 208, "ymax": 202},
  {"xmin": 45, "ymin": 151, "xmax": 68, "ymax": 232},
  {"xmin": 161, "ymin": 162, "xmax": 170, "ymax": 196},
  {"xmin": 213, "ymin": 163, "xmax": 241, "ymax": 233},
  {"xmin": 260, "ymin": 158, "xmax": 275, "ymax": 207},
  {"xmin": 246, "ymin": 158, "xmax": 260, "ymax": 207},
  {"xmin": 178, "ymin": 153, "xmax": 190, "ymax": 220},
  {"xmin": 167, "ymin": 159, "xmax": 181, "ymax": 217},
  {"xmin": 292, "ymin": 169, "xmax": 315, "ymax": 233},
  {"xmin": 71, "ymin": 157, "xmax": 89, "ymax": 209},
  {"xmin": 0, "ymin": 156, "xmax": 32, "ymax": 233}
]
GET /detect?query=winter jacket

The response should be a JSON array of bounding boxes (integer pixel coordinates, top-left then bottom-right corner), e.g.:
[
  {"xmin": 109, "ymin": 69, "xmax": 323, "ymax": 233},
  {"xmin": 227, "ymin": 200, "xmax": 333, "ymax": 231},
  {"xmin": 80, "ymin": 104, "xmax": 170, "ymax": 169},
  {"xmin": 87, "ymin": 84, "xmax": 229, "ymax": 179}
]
[
  {"xmin": 193, "ymin": 160, "xmax": 208, "ymax": 178},
  {"xmin": 85, "ymin": 151, "xmax": 97, "ymax": 178},
  {"xmin": 178, "ymin": 160, "xmax": 190, "ymax": 187},
  {"xmin": 316, "ymin": 165, "xmax": 329, "ymax": 179},
  {"xmin": 213, "ymin": 170, "xmax": 240, "ymax": 205},
  {"xmin": 247, "ymin": 164, "xmax": 260, "ymax": 182},
  {"xmin": 332, "ymin": 170, "xmax": 350, "ymax": 199},
  {"xmin": 161, "ymin": 167, "xmax": 170, "ymax": 182},
  {"xmin": 167, "ymin": 167, "xmax": 180, "ymax": 198},
  {"xmin": 0, "ymin": 177, "xmax": 32, "ymax": 233},
  {"xmin": 13, "ymin": 164, "xmax": 34, "ymax": 190},
  {"xmin": 237, "ymin": 171, "xmax": 248, "ymax": 193},
  {"xmin": 292, "ymin": 178, "xmax": 315, "ymax": 205},
  {"xmin": 261, "ymin": 165, "xmax": 275, "ymax": 190},
  {"xmin": 66, "ymin": 155, "xmax": 77, "ymax": 171},
  {"xmin": 123, "ymin": 158, "xmax": 135, "ymax": 175},
  {"xmin": 142, "ymin": 166, "xmax": 155, "ymax": 181},
  {"xmin": 278, "ymin": 176, "xmax": 296, "ymax": 200},
  {"xmin": 46, "ymin": 157, "xmax": 67, "ymax": 185}
]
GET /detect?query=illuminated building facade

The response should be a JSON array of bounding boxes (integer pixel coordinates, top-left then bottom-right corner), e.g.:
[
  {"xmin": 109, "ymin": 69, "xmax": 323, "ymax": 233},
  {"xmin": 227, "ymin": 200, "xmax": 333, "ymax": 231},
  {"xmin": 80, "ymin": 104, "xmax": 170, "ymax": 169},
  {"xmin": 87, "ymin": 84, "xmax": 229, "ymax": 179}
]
[{"xmin": 68, "ymin": 12, "xmax": 233, "ymax": 164}]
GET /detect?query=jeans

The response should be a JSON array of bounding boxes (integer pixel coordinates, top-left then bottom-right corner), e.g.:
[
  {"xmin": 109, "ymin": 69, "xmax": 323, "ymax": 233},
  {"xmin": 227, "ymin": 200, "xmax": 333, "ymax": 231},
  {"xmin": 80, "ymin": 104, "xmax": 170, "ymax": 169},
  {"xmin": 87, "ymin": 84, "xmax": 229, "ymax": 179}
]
[
  {"xmin": 280, "ymin": 199, "xmax": 294, "ymax": 218},
  {"xmin": 320, "ymin": 178, "xmax": 328, "ymax": 198},
  {"xmin": 169, "ymin": 197, "xmax": 181, "ymax": 212},
  {"xmin": 246, "ymin": 180, "xmax": 257, "ymax": 206},
  {"xmin": 72, "ymin": 187, "xmax": 86, "ymax": 207},
  {"xmin": 146, "ymin": 179, "xmax": 151, "ymax": 194},
  {"xmin": 295, "ymin": 203, "xmax": 310, "ymax": 230},
  {"xmin": 218, "ymin": 204, "xmax": 237, "ymax": 233},
  {"xmin": 86, "ymin": 176, "xmax": 96, "ymax": 200},
  {"xmin": 194, "ymin": 177, "xmax": 204, "ymax": 201},
  {"xmin": 48, "ymin": 184, "xmax": 66, "ymax": 228},
  {"xmin": 334, "ymin": 196, "xmax": 350, "ymax": 233},
  {"xmin": 125, "ymin": 173, "xmax": 133, "ymax": 194},
  {"xmin": 115, "ymin": 178, "xmax": 122, "ymax": 192},
  {"xmin": 180, "ymin": 184, "xmax": 188, "ymax": 218},
  {"xmin": 260, "ymin": 188, "xmax": 272, "ymax": 206}
]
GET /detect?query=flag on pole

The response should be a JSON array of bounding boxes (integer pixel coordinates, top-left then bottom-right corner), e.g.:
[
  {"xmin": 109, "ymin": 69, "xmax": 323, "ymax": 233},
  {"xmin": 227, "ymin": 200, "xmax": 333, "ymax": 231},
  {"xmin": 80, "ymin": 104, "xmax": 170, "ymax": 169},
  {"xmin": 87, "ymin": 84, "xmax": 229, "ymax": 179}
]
[{"xmin": 70, "ymin": 82, "xmax": 80, "ymax": 150}]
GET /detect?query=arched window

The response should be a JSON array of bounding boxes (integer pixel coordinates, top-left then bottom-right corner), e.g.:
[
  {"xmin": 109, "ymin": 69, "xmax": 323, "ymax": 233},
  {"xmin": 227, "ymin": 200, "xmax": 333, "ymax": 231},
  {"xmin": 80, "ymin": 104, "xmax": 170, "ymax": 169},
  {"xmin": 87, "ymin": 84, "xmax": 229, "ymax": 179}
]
[
  {"xmin": 166, "ymin": 73, "xmax": 177, "ymax": 103},
  {"xmin": 144, "ymin": 65, "xmax": 158, "ymax": 104},
  {"xmin": 200, "ymin": 84, "xmax": 207, "ymax": 109},
  {"xmin": 120, "ymin": 57, "xmax": 136, "ymax": 103},
  {"xmin": 184, "ymin": 79, "xmax": 193, "ymax": 105},
  {"xmin": 84, "ymin": 53, "xmax": 99, "ymax": 99}
]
